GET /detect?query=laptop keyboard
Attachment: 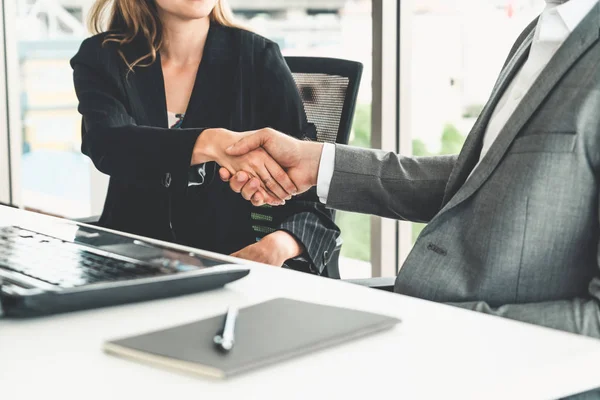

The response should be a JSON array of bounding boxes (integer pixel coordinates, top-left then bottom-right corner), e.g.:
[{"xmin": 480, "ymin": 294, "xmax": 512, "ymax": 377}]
[{"xmin": 0, "ymin": 226, "xmax": 165, "ymax": 288}]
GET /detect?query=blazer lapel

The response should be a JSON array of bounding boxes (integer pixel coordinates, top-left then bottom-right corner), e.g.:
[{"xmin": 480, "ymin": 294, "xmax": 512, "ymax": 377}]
[
  {"xmin": 122, "ymin": 38, "xmax": 168, "ymax": 128},
  {"xmin": 441, "ymin": 2, "xmax": 600, "ymax": 215},
  {"xmin": 121, "ymin": 23, "xmax": 237, "ymax": 130},
  {"xmin": 179, "ymin": 23, "xmax": 237, "ymax": 129},
  {"xmin": 441, "ymin": 23, "xmax": 536, "ymax": 205}
]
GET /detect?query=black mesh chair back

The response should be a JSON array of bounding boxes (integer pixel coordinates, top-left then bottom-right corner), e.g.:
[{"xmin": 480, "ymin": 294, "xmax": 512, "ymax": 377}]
[
  {"xmin": 285, "ymin": 57, "xmax": 363, "ymax": 145},
  {"xmin": 285, "ymin": 57, "xmax": 363, "ymax": 279}
]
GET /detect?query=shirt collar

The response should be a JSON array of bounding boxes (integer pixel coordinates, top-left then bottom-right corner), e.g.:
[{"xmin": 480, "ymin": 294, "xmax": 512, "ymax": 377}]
[{"xmin": 553, "ymin": 0, "xmax": 598, "ymax": 32}]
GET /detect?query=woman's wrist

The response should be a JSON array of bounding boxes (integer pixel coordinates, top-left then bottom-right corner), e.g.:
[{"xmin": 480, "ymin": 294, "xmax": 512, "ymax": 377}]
[
  {"xmin": 263, "ymin": 230, "xmax": 304, "ymax": 263},
  {"xmin": 192, "ymin": 128, "xmax": 223, "ymax": 165}
]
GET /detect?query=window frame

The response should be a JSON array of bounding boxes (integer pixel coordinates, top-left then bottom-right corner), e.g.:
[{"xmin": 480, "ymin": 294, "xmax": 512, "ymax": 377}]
[
  {"xmin": 370, "ymin": 0, "xmax": 412, "ymax": 277},
  {"xmin": 0, "ymin": 0, "xmax": 9, "ymax": 205},
  {"xmin": 0, "ymin": 0, "xmax": 21, "ymax": 207}
]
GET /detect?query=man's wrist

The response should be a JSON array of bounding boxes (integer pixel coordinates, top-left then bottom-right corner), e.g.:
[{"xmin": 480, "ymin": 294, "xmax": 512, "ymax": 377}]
[
  {"xmin": 302, "ymin": 141, "xmax": 324, "ymax": 187},
  {"xmin": 316, "ymin": 143, "xmax": 335, "ymax": 204}
]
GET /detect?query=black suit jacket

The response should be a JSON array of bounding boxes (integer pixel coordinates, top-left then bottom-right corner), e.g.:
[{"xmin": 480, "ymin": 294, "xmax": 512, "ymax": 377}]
[{"xmin": 70, "ymin": 23, "xmax": 340, "ymax": 273}]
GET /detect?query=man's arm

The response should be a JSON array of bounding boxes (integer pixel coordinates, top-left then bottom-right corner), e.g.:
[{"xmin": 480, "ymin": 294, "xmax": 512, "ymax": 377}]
[
  {"xmin": 223, "ymin": 129, "xmax": 457, "ymax": 222},
  {"xmin": 327, "ymin": 145, "xmax": 457, "ymax": 222},
  {"xmin": 448, "ymin": 288, "xmax": 600, "ymax": 337}
]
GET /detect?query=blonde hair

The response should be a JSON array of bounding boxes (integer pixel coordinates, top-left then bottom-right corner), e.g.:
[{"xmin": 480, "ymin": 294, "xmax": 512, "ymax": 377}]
[{"xmin": 88, "ymin": 0, "xmax": 242, "ymax": 71}]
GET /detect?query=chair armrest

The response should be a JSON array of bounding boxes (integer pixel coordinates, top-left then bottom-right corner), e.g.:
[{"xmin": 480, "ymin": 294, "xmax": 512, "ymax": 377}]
[
  {"xmin": 323, "ymin": 236, "xmax": 343, "ymax": 279},
  {"xmin": 343, "ymin": 277, "xmax": 396, "ymax": 292}
]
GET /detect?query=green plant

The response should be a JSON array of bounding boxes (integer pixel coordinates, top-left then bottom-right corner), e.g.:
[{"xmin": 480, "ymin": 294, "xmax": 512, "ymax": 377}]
[
  {"xmin": 412, "ymin": 138, "xmax": 430, "ymax": 157},
  {"xmin": 440, "ymin": 123, "xmax": 466, "ymax": 155},
  {"xmin": 411, "ymin": 123, "xmax": 466, "ymax": 244},
  {"xmin": 337, "ymin": 103, "xmax": 372, "ymax": 262},
  {"xmin": 413, "ymin": 222, "xmax": 425, "ymax": 242},
  {"xmin": 337, "ymin": 211, "xmax": 371, "ymax": 261},
  {"xmin": 350, "ymin": 103, "xmax": 371, "ymax": 148},
  {"xmin": 462, "ymin": 103, "xmax": 484, "ymax": 119}
]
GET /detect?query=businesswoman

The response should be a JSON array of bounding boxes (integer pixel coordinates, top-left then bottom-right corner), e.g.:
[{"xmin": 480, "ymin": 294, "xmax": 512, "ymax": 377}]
[{"xmin": 70, "ymin": 0, "xmax": 339, "ymax": 273}]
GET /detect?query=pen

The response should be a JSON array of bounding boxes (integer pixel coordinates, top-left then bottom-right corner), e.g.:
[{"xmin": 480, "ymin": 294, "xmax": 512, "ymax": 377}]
[{"xmin": 213, "ymin": 306, "xmax": 238, "ymax": 352}]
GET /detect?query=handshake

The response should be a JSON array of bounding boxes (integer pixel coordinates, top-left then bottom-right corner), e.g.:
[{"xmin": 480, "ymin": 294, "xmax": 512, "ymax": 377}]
[{"xmin": 192, "ymin": 127, "xmax": 324, "ymax": 206}]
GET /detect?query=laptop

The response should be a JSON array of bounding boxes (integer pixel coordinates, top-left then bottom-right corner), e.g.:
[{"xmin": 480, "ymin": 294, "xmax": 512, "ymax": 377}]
[{"xmin": 0, "ymin": 208, "xmax": 250, "ymax": 318}]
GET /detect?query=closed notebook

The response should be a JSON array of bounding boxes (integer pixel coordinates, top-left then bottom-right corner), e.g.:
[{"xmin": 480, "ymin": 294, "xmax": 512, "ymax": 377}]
[{"xmin": 103, "ymin": 297, "xmax": 400, "ymax": 379}]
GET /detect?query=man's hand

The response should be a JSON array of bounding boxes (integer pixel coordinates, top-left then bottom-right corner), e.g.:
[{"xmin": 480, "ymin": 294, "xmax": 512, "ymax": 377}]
[
  {"xmin": 230, "ymin": 231, "xmax": 304, "ymax": 266},
  {"xmin": 219, "ymin": 128, "xmax": 324, "ymax": 206},
  {"xmin": 192, "ymin": 128, "xmax": 298, "ymax": 205}
]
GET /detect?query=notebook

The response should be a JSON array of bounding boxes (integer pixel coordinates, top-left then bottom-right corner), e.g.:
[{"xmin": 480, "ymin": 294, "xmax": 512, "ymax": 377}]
[{"xmin": 103, "ymin": 298, "xmax": 400, "ymax": 378}]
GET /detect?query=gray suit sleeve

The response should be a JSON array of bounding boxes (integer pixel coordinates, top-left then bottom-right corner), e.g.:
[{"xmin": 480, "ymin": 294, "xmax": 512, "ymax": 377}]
[
  {"xmin": 327, "ymin": 145, "xmax": 457, "ymax": 222},
  {"xmin": 448, "ymin": 291, "xmax": 600, "ymax": 337}
]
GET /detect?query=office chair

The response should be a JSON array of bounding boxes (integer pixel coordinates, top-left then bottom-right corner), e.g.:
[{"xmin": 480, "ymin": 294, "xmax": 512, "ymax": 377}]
[
  {"xmin": 285, "ymin": 56, "xmax": 363, "ymax": 147},
  {"xmin": 284, "ymin": 56, "xmax": 363, "ymax": 279}
]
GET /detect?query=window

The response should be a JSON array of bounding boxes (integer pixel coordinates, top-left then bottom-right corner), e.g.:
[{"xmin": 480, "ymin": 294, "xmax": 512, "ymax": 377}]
[
  {"xmin": 12, "ymin": 1, "xmax": 90, "ymax": 217},
  {"xmin": 401, "ymin": 0, "xmax": 545, "ymax": 245}
]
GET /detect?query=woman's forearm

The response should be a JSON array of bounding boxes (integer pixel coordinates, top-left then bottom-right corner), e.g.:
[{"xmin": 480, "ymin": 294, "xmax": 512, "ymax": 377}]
[{"xmin": 191, "ymin": 128, "xmax": 223, "ymax": 165}]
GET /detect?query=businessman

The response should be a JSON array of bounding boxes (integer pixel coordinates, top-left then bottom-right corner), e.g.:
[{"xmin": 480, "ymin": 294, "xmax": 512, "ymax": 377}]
[{"xmin": 220, "ymin": 0, "xmax": 600, "ymax": 338}]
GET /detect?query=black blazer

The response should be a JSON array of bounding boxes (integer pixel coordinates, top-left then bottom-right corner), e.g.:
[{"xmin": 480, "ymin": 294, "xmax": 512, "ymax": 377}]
[{"xmin": 70, "ymin": 23, "xmax": 340, "ymax": 273}]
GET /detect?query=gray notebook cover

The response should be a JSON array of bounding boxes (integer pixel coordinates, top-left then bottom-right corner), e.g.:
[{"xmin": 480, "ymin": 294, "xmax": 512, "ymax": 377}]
[{"xmin": 104, "ymin": 298, "xmax": 400, "ymax": 378}]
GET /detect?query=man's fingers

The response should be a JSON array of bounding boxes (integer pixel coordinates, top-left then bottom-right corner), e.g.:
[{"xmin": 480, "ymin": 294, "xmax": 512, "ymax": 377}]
[
  {"xmin": 255, "ymin": 164, "xmax": 290, "ymax": 202},
  {"xmin": 226, "ymin": 131, "xmax": 266, "ymax": 156},
  {"xmin": 239, "ymin": 178, "xmax": 283, "ymax": 207},
  {"xmin": 240, "ymin": 178, "xmax": 280, "ymax": 207},
  {"xmin": 227, "ymin": 172, "xmax": 282, "ymax": 206},
  {"xmin": 264, "ymin": 157, "xmax": 298, "ymax": 196}
]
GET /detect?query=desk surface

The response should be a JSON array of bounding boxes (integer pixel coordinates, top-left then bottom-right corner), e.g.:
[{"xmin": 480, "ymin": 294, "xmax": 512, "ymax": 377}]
[{"xmin": 2, "ymin": 208, "xmax": 600, "ymax": 400}]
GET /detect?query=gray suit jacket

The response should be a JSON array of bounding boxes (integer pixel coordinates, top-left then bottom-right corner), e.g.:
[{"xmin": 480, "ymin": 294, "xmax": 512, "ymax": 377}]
[{"xmin": 328, "ymin": 3, "xmax": 600, "ymax": 337}]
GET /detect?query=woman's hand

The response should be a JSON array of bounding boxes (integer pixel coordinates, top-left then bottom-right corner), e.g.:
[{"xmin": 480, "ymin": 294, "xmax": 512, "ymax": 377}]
[
  {"xmin": 217, "ymin": 127, "xmax": 324, "ymax": 206},
  {"xmin": 231, "ymin": 231, "xmax": 304, "ymax": 267},
  {"xmin": 192, "ymin": 128, "xmax": 297, "ymax": 205}
]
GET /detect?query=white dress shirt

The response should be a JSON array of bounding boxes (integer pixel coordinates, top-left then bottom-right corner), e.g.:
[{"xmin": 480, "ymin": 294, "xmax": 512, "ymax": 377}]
[{"xmin": 316, "ymin": 0, "xmax": 597, "ymax": 204}]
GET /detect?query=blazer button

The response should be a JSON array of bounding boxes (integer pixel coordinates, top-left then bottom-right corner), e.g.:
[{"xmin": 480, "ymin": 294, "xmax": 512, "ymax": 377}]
[
  {"xmin": 323, "ymin": 250, "xmax": 329, "ymax": 266},
  {"xmin": 162, "ymin": 173, "xmax": 172, "ymax": 188}
]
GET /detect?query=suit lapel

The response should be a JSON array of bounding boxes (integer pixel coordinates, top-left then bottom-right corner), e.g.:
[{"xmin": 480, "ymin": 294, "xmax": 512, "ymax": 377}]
[
  {"xmin": 122, "ymin": 38, "xmax": 168, "ymax": 128},
  {"xmin": 441, "ymin": 26, "xmax": 535, "ymax": 205},
  {"xmin": 180, "ymin": 23, "xmax": 236, "ymax": 129},
  {"xmin": 121, "ymin": 23, "xmax": 236, "ymax": 130},
  {"xmin": 440, "ymin": 2, "xmax": 600, "ymax": 215}
]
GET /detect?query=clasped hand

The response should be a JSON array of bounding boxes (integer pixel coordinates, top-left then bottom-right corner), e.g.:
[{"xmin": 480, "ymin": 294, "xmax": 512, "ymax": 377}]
[
  {"xmin": 192, "ymin": 128, "xmax": 302, "ymax": 205},
  {"xmin": 192, "ymin": 127, "xmax": 320, "ymax": 266},
  {"xmin": 214, "ymin": 128, "xmax": 323, "ymax": 207}
]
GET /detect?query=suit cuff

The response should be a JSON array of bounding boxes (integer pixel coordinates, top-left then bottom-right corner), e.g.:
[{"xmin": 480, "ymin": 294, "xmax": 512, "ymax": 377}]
[{"xmin": 317, "ymin": 143, "xmax": 336, "ymax": 204}]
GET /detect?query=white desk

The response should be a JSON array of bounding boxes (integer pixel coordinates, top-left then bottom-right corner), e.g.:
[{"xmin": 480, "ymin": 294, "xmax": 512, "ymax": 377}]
[{"xmin": 1, "ymin": 209, "xmax": 600, "ymax": 399}]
